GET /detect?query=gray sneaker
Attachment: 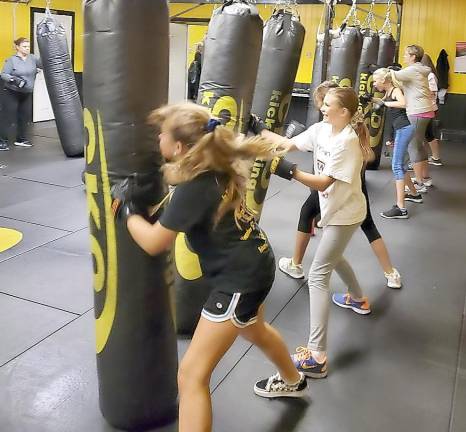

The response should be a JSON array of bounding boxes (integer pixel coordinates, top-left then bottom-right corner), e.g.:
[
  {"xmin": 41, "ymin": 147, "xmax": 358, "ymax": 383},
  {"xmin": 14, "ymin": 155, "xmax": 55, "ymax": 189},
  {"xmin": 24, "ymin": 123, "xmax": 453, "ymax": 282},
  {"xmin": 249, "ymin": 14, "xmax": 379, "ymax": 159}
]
[
  {"xmin": 279, "ymin": 257, "xmax": 305, "ymax": 279},
  {"xmin": 0, "ymin": 140, "xmax": 10, "ymax": 151}
]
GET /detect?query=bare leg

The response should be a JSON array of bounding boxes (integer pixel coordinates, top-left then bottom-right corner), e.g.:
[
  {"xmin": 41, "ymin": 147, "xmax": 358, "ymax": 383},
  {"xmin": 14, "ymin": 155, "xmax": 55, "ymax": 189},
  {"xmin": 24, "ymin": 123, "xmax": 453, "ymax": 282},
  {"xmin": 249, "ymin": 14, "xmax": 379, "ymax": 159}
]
[
  {"xmin": 395, "ymin": 179, "xmax": 406, "ymax": 209},
  {"xmin": 178, "ymin": 318, "xmax": 239, "ymax": 432},
  {"xmin": 240, "ymin": 306, "xmax": 300, "ymax": 384},
  {"xmin": 404, "ymin": 173, "xmax": 417, "ymax": 195},
  {"xmin": 429, "ymin": 138, "xmax": 441, "ymax": 160},
  {"xmin": 293, "ymin": 231, "xmax": 312, "ymax": 265},
  {"xmin": 413, "ymin": 161, "xmax": 425, "ymax": 184},
  {"xmin": 421, "ymin": 160, "xmax": 430, "ymax": 180},
  {"xmin": 370, "ymin": 238, "xmax": 394, "ymax": 275}
]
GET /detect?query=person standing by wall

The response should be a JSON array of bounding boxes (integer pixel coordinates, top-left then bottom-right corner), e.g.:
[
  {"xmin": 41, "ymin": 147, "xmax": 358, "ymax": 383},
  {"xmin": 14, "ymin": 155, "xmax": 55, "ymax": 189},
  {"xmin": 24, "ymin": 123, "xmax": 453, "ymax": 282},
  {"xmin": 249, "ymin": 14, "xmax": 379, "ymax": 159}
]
[
  {"xmin": 0, "ymin": 38, "xmax": 41, "ymax": 151},
  {"xmin": 187, "ymin": 44, "xmax": 202, "ymax": 102}
]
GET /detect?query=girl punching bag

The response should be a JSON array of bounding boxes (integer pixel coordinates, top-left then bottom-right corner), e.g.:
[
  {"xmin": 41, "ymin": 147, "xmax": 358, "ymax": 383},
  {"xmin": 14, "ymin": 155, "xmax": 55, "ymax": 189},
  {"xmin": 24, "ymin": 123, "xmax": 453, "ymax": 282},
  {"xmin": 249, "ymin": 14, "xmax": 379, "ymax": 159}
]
[
  {"xmin": 246, "ymin": 9, "xmax": 305, "ymax": 217},
  {"xmin": 83, "ymin": 1, "xmax": 177, "ymax": 429},
  {"xmin": 306, "ymin": 32, "xmax": 324, "ymax": 127},
  {"xmin": 175, "ymin": 0, "xmax": 263, "ymax": 335},
  {"xmin": 355, "ymin": 9, "xmax": 379, "ymax": 125},
  {"xmin": 36, "ymin": 11, "xmax": 84, "ymax": 157},
  {"xmin": 367, "ymin": 14, "xmax": 397, "ymax": 170},
  {"xmin": 327, "ymin": 3, "xmax": 363, "ymax": 88}
]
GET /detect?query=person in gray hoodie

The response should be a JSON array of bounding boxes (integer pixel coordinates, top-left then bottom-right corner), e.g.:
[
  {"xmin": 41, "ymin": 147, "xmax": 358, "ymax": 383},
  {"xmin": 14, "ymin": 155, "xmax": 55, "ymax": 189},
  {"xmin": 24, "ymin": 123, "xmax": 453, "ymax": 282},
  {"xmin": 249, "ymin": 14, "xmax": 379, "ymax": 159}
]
[
  {"xmin": 390, "ymin": 45, "xmax": 435, "ymax": 194},
  {"xmin": 0, "ymin": 37, "xmax": 42, "ymax": 151}
]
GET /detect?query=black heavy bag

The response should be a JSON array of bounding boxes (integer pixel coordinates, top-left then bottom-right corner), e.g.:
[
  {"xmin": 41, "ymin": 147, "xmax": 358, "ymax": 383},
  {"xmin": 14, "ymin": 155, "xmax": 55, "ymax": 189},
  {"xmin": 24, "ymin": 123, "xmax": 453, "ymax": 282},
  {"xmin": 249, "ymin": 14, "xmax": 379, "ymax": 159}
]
[
  {"xmin": 83, "ymin": 1, "xmax": 177, "ymax": 429},
  {"xmin": 327, "ymin": 26, "xmax": 363, "ymax": 88},
  {"xmin": 175, "ymin": 0, "xmax": 263, "ymax": 335},
  {"xmin": 246, "ymin": 9, "xmax": 305, "ymax": 217},
  {"xmin": 377, "ymin": 32, "xmax": 396, "ymax": 67},
  {"xmin": 306, "ymin": 32, "xmax": 324, "ymax": 127},
  {"xmin": 36, "ymin": 13, "xmax": 84, "ymax": 157},
  {"xmin": 197, "ymin": 0, "xmax": 263, "ymax": 133},
  {"xmin": 367, "ymin": 32, "xmax": 396, "ymax": 170},
  {"xmin": 355, "ymin": 29, "xmax": 379, "ymax": 111}
]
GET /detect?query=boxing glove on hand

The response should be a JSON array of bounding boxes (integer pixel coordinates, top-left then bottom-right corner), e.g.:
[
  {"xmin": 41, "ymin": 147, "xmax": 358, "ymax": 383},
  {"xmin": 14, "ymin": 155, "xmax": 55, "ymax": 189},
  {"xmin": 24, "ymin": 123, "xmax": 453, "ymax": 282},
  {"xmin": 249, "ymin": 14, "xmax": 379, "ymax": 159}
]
[
  {"xmin": 285, "ymin": 120, "xmax": 306, "ymax": 139},
  {"xmin": 248, "ymin": 114, "xmax": 268, "ymax": 135},
  {"xmin": 270, "ymin": 156, "xmax": 297, "ymax": 180},
  {"xmin": 10, "ymin": 76, "xmax": 26, "ymax": 89},
  {"xmin": 372, "ymin": 99, "xmax": 385, "ymax": 113},
  {"xmin": 359, "ymin": 93, "xmax": 372, "ymax": 105},
  {"xmin": 111, "ymin": 177, "xmax": 146, "ymax": 221}
]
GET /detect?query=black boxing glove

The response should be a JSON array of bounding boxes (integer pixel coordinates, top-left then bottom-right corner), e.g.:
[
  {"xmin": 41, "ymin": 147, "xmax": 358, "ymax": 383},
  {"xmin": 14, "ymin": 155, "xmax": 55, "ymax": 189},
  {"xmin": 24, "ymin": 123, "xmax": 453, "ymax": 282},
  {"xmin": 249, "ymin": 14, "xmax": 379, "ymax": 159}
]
[
  {"xmin": 372, "ymin": 100, "xmax": 385, "ymax": 113},
  {"xmin": 10, "ymin": 76, "xmax": 26, "ymax": 89},
  {"xmin": 270, "ymin": 156, "xmax": 297, "ymax": 180},
  {"xmin": 111, "ymin": 177, "xmax": 148, "ymax": 221},
  {"xmin": 285, "ymin": 120, "xmax": 306, "ymax": 139},
  {"xmin": 359, "ymin": 93, "xmax": 372, "ymax": 105},
  {"xmin": 248, "ymin": 114, "xmax": 268, "ymax": 135}
]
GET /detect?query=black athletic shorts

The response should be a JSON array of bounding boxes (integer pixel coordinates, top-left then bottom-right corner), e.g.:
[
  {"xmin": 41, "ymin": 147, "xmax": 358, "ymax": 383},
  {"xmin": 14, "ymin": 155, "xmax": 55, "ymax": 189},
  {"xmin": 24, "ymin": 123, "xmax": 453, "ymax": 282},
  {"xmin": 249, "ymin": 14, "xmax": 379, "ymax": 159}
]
[{"xmin": 201, "ymin": 288, "xmax": 271, "ymax": 328}]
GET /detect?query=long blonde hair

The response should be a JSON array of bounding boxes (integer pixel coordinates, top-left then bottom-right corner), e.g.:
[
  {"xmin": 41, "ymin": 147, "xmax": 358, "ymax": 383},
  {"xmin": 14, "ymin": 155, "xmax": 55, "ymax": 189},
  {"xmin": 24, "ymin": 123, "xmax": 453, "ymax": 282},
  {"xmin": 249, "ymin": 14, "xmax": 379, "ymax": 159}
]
[
  {"xmin": 326, "ymin": 87, "xmax": 374, "ymax": 162},
  {"xmin": 148, "ymin": 103, "xmax": 279, "ymax": 224}
]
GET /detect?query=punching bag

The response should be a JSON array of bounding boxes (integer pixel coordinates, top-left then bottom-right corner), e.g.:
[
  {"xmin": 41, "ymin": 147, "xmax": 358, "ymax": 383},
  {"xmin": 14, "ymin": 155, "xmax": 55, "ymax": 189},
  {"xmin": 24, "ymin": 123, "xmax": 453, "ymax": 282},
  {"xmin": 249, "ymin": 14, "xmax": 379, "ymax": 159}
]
[
  {"xmin": 197, "ymin": 0, "xmax": 263, "ymax": 133},
  {"xmin": 246, "ymin": 9, "xmax": 305, "ymax": 217},
  {"xmin": 176, "ymin": 0, "xmax": 263, "ymax": 335},
  {"xmin": 377, "ymin": 33, "xmax": 396, "ymax": 67},
  {"xmin": 327, "ymin": 26, "xmax": 363, "ymax": 87},
  {"xmin": 83, "ymin": 1, "xmax": 177, "ymax": 429},
  {"xmin": 36, "ymin": 13, "xmax": 84, "ymax": 157},
  {"xmin": 367, "ymin": 32, "xmax": 396, "ymax": 170},
  {"xmin": 306, "ymin": 32, "xmax": 324, "ymax": 127}
]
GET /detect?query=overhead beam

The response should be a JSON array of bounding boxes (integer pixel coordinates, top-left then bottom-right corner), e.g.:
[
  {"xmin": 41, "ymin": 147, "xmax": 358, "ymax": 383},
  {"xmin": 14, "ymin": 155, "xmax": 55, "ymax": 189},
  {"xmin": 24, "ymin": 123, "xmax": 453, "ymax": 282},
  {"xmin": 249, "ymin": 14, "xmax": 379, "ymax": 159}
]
[{"xmin": 168, "ymin": 1, "xmax": 403, "ymax": 5}]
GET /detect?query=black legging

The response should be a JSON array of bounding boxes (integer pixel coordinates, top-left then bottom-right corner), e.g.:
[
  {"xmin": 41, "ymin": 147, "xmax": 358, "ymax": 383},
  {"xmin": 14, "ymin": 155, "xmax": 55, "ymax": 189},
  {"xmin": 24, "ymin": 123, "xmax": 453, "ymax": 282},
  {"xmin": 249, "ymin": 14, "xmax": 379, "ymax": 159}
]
[
  {"xmin": 297, "ymin": 173, "xmax": 381, "ymax": 243},
  {"xmin": 0, "ymin": 87, "xmax": 32, "ymax": 143}
]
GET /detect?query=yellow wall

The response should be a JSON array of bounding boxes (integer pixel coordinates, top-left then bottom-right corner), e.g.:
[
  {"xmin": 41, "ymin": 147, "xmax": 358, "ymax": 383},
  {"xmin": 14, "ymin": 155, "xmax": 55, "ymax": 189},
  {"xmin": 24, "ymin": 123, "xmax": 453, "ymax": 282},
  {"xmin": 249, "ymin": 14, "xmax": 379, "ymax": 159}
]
[
  {"xmin": 0, "ymin": 0, "xmax": 83, "ymax": 72},
  {"xmin": 400, "ymin": 0, "xmax": 466, "ymax": 94},
  {"xmin": 1, "ymin": 1, "xmax": 464, "ymax": 93}
]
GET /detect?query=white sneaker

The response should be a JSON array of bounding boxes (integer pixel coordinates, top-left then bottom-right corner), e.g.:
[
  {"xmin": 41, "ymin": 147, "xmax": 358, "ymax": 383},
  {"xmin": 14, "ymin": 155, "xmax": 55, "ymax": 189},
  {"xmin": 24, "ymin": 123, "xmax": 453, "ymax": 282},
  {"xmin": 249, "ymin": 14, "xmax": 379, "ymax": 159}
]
[
  {"xmin": 411, "ymin": 177, "xmax": 432, "ymax": 187},
  {"xmin": 278, "ymin": 257, "xmax": 305, "ymax": 279},
  {"xmin": 405, "ymin": 183, "xmax": 428, "ymax": 194},
  {"xmin": 385, "ymin": 268, "xmax": 402, "ymax": 289}
]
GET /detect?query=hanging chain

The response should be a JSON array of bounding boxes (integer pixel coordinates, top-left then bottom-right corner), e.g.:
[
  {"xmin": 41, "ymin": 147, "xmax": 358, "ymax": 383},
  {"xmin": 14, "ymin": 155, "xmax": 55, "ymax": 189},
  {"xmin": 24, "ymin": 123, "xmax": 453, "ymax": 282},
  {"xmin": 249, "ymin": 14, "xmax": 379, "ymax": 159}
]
[
  {"xmin": 362, "ymin": 0, "xmax": 377, "ymax": 31},
  {"xmin": 343, "ymin": 0, "xmax": 360, "ymax": 28},
  {"xmin": 380, "ymin": 0, "xmax": 393, "ymax": 34}
]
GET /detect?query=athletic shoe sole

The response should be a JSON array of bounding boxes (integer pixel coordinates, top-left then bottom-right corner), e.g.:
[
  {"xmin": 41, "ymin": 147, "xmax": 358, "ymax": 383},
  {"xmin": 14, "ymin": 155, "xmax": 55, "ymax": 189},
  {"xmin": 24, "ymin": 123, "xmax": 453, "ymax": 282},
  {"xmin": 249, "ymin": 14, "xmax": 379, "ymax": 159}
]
[
  {"xmin": 332, "ymin": 297, "xmax": 371, "ymax": 315},
  {"xmin": 14, "ymin": 142, "xmax": 33, "ymax": 147},
  {"xmin": 0, "ymin": 148, "xmax": 9, "ymax": 151},
  {"xmin": 300, "ymin": 369, "xmax": 328, "ymax": 379},
  {"xmin": 380, "ymin": 212, "xmax": 408, "ymax": 219},
  {"xmin": 404, "ymin": 197, "xmax": 423, "ymax": 203},
  {"xmin": 253, "ymin": 385, "xmax": 308, "ymax": 398},
  {"xmin": 428, "ymin": 161, "xmax": 443, "ymax": 166},
  {"xmin": 387, "ymin": 282, "xmax": 402, "ymax": 289}
]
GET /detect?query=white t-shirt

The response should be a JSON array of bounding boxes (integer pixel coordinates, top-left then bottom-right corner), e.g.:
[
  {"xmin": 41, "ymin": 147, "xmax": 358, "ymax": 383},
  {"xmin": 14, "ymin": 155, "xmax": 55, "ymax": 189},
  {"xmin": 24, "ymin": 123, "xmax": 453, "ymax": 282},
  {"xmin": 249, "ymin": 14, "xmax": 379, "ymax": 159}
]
[
  {"xmin": 427, "ymin": 72, "xmax": 439, "ymax": 112},
  {"xmin": 291, "ymin": 122, "xmax": 366, "ymax": 227}
]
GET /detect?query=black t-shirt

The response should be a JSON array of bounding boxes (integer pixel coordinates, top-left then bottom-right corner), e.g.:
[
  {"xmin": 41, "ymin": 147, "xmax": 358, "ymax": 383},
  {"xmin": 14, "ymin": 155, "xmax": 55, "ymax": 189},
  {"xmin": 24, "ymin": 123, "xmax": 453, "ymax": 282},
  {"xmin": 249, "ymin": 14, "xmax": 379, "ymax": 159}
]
[{"xmin": 159, "ymin": 171, "xmax": 275, "ymax": 293}]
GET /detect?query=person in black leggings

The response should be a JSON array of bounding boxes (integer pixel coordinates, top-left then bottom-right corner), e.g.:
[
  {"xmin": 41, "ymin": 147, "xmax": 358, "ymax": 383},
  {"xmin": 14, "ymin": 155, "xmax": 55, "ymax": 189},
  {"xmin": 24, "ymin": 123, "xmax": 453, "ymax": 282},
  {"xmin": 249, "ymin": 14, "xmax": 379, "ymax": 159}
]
[{"xmin": 278, "ymin": 81, "xmax": 401, "ymax": 289}]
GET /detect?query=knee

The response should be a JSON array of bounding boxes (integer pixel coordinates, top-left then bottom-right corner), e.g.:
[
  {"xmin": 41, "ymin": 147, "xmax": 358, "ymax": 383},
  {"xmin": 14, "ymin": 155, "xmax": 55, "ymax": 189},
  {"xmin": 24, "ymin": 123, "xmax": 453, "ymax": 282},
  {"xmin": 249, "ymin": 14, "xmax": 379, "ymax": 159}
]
[{"xmin": 177, "ymin": 358, "xmax": 209, "ymax": 394}]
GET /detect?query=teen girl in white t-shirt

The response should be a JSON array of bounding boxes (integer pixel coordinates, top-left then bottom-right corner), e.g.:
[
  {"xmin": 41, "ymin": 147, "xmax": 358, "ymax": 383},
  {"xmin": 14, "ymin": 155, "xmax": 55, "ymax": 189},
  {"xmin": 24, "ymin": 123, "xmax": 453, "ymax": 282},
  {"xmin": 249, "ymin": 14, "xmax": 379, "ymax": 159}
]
[{"xmin": 264, "ymin": 87, "xmax": 374, "ymax": 377}]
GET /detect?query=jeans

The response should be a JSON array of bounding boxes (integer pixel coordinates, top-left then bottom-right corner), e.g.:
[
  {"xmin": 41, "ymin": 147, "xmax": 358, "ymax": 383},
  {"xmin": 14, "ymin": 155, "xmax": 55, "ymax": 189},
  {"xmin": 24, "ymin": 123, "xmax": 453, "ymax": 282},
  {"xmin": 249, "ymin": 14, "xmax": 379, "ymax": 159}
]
[{"xmin": 392, "ymin": 124, "xmax": 415, "ymax": 180}]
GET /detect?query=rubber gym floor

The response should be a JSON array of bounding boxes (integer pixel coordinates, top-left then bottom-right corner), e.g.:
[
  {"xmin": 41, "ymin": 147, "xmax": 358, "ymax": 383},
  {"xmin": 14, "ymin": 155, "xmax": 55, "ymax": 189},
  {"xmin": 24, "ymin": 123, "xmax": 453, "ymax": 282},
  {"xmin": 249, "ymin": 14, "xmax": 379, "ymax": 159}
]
[{"xmin": 0, "ymin": 120, "xmax": 465, "ymax": 432}]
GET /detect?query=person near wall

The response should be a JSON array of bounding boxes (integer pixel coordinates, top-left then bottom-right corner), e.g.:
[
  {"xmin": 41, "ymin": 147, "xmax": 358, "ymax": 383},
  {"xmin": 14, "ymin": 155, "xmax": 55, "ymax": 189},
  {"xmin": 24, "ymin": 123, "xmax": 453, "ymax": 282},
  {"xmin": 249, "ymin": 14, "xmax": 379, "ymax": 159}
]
[
  {"xmin": 421, "ymin": 53, "xmax": 443, "ymax": 166},
  {"xmin": 0, "ymin": 37, "xmax": 42, "ymax": 151},
  {"xmin": 187, "ymin": 46, "xmax": 202, "ymax": 102}
]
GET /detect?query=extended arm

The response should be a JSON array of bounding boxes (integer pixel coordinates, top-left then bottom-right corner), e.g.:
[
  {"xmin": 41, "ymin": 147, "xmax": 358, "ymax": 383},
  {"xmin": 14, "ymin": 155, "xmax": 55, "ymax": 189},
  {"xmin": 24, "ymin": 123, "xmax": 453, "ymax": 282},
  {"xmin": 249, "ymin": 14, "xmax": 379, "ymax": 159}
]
[{"xmin": 293, "ymin": 169, "xmax": 335, "ymax": 191}]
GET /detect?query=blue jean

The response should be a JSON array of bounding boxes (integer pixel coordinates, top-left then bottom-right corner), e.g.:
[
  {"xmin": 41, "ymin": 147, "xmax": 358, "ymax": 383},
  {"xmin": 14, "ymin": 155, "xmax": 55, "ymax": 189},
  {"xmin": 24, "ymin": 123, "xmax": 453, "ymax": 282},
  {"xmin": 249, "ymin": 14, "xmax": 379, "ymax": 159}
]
[{"xmin": 392, "ymin": 124, "xmax": 415, "ymax": 180}]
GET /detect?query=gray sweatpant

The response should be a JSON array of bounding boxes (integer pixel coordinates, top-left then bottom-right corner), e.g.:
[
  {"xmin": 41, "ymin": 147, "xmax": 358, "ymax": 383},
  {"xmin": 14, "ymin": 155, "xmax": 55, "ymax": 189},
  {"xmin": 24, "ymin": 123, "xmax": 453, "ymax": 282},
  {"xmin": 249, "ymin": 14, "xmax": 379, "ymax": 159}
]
[
  {"xmin": 407, "ymin": 115, "xmax": 430, "ymax": 163},
  {"xmin": 307, "ymin": 223, "xmax": 363, "ymax": 352}
]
